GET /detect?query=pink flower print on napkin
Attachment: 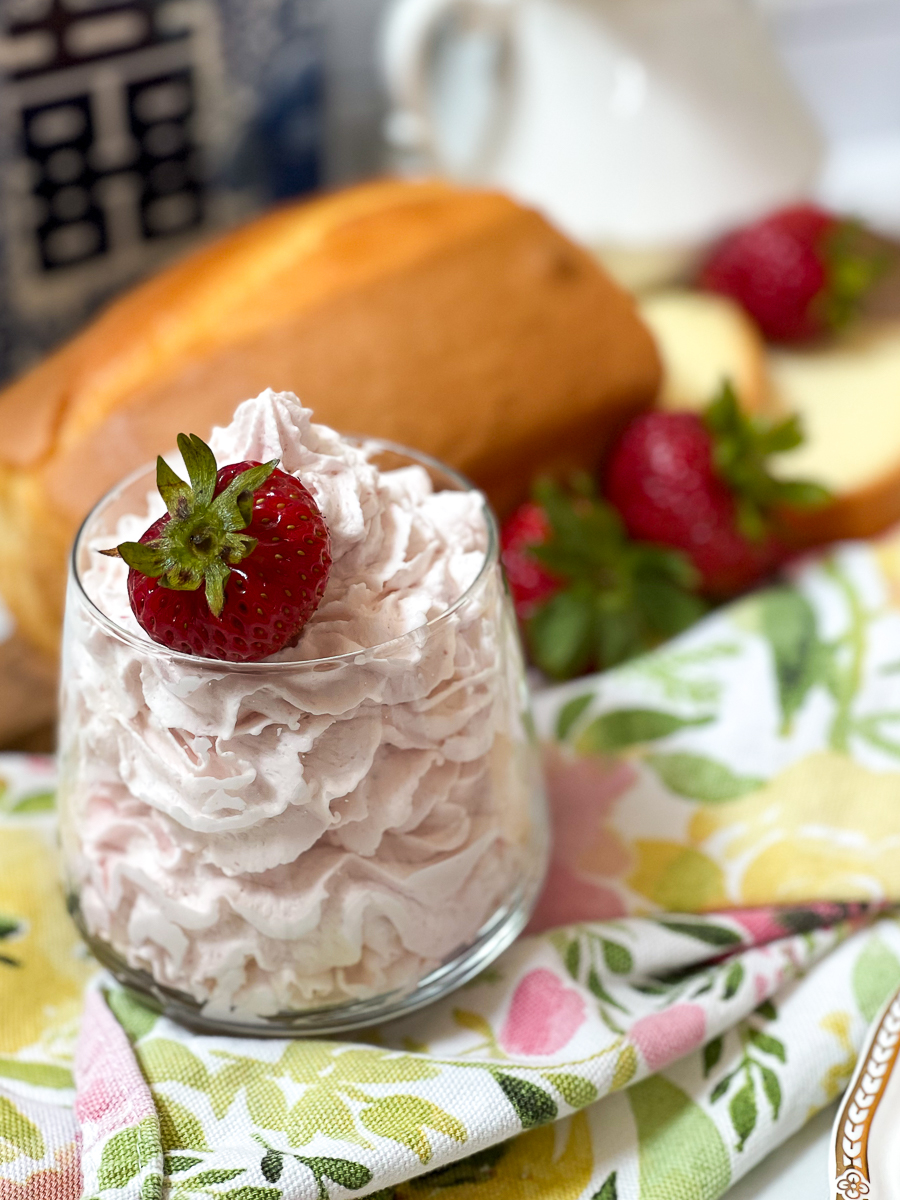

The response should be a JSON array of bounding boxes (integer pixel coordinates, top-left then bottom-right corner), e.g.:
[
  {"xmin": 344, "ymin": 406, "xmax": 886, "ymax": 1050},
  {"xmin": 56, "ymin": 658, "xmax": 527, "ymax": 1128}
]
[
  {"xmin": 0, "ymin": 1144, "xmax": 82, "ymax": 1200},
  {"xmin": 528, "ymin": 748, "xmax": 636, "ymax": 933},
  {"xmin": 75, "ymin": 990, "xmax": 157, "ymax": 1141},
  {"xmin": 629, "ymin": 1004, "xmax": 707, "ymax": 1071},
  {"xmin": 728, "ymin": 908, "xmax": 788, "ymax": 946},
  {"xmin": 729, "ymin": 902, "xmax": 876, "ymax": 948},
  {"xmin": 500, "ymin": 969, "xmax": 587, "ymax": 1057}
]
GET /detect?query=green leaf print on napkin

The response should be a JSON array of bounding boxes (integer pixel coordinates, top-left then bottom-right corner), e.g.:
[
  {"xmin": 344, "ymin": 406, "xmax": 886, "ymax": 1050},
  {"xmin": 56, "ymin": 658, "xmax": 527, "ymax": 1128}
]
[
  {"xmin": 575, "ymin": 709, "xmax": 713, "ymax": 755},
  {"xmin": 593, "ymin": 1172, "xmax": 618, "ymax": 1200},
  {"xmin": 97, "ymin": 1117, "xmax": 159, "ymax": 1188},
  {"xmin": 0, "ymin": 915, "xmax": 21, "ymax": 968},
  {"xmin": 491, "ymin": 1074, "xmax": 558, "ymax": 1129},
  {"xmin": 360, "ymin": 1096, "xmax": 466, "ymax": 1163},
  {"xmin": 296, "ymin": 1156, "xmax": 373, "ymax": 1199},
  {"xmin": 5, "ymin": 791, "xmax": 55, "ymax": 814},
  {"xmin": 0, "ymin": 1094, "xmax": 45, "ymax": 1162},
  {"xmin": 852, "ymin": 934, "xmax": 900, "ymax": 1022},
  {"xmin": 646, "ymin": 754, "xmax": 764, "ymax": 803},
  {"xmin": 755, "ymin": 567, "xmax": 897, "ymax": 755},
  {"xmin": 555, "ymin": 694, "xmax": 594, "ymax": 741},
  {"xmin": 544, "ymin": 1073, "xmax": 598, "ymax": 1109},
  {"xmin": 629, "ymin": 1075, "xmax": 730, "ymax": 1199},
  {"xmin": 138, "ymin": 1037, "xmax": 462, "ymax": 1156},
  {"xmin": 0, "ymin": 1059, "xmax": 72, "ymax": 1089},
  {"xmin": 759, "ymin": 587, "xmax": 825, "ymax": 735},
  {"xmin": 706, "ymin": 1010, "xmax": 787, "ymax": 1152},
  {"xmin": 156, "ymin": 1095, "xmax": 209, "ymax": 1152},
  {"xmin": 105, "ymin": 988, "xmax": 159, "ymax": 1042}
]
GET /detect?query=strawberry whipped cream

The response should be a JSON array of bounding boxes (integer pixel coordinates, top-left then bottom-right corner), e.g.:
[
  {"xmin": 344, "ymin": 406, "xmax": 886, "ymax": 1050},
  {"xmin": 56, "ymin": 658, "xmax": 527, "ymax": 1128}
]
[{"xmin": 60, "ymin": 390, "xmax": 542, "ymax": 1022}]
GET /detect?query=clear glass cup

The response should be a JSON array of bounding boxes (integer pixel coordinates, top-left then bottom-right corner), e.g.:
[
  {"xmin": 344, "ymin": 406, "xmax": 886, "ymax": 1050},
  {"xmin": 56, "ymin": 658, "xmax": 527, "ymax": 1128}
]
[{"xmin": 58, "ymin": 442, "xmax": 547, "ymax": 1035}]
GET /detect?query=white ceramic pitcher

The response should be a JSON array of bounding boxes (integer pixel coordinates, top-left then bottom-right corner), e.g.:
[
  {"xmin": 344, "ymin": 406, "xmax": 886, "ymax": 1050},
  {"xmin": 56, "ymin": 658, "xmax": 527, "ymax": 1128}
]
[{"xmin": 380, "ymin": 0, "xmax": 823, "ymax": 253}]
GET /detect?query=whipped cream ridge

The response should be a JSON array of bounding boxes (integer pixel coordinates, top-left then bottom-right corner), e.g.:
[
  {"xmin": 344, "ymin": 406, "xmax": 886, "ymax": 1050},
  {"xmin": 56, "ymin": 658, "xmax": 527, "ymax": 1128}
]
[{"xmin": 61, "ymin": 391, "xmax": 540, "ymax": 1020}]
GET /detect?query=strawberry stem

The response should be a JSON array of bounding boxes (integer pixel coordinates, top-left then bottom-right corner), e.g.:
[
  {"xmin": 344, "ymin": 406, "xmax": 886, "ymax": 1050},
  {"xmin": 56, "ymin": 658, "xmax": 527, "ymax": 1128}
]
[
  {"xmin": 101, "ymin": 435, "xmax": 278, "ymax": 618},
  {"xmin": 524, "ymin": 479, "xmax": 707, "ymax": 679},
  {"xmin": 703, "ymin": 382, "xmax": 830, "ymax": 540}
]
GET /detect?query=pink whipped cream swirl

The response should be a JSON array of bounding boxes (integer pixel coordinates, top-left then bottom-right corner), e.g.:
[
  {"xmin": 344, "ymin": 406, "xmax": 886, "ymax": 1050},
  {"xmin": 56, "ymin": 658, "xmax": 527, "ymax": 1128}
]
[{"xmin": 61, "ymin": 391, "xmax": 540, "ymax": 1020}]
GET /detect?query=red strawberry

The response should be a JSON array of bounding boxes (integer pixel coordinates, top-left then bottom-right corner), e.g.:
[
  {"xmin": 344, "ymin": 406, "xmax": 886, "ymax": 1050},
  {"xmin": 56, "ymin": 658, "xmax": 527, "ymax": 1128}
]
[
  {"xmin": 500, "ymin": 501, "xmax": 560, "ymax": 619},
  {"xmin": 104, "ymin": 434, "xmax": 331, "ymax": 661},
  {"xmin": 501, "ymin": 481, "xmax": 706, "ymax": 680},
  {"xmin": 605, "ymin": 384, "xmax": 829, "ymax": 597},
  {"xmin": 698, "ymin": 203, "xmax": 884, "ymax": 342}
]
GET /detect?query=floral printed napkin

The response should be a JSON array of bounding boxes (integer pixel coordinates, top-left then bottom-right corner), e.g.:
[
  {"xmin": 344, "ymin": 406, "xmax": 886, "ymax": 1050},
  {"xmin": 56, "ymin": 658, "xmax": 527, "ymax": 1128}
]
[{"xmin": 7, "ymin": 534, "xmax": 900, "ymax": 1199}]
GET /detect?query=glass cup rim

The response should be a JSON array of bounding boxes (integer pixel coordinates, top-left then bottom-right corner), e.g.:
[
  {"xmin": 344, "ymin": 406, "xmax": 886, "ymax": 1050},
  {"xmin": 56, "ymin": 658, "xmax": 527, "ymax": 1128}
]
[{"xmin": 69, "ymin": 436, "xmax": 501, "ymax": 672}]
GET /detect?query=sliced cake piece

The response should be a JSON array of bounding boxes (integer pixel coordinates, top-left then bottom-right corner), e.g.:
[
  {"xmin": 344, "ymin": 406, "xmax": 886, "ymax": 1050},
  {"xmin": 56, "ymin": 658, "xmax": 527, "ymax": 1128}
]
[
  {"xmin": 770, "ymin": 319, "xmax": 900, "ymax": 543},
  {"xmin": 639, "ymin": 290, "xmax": 771, "ymax": 414}
]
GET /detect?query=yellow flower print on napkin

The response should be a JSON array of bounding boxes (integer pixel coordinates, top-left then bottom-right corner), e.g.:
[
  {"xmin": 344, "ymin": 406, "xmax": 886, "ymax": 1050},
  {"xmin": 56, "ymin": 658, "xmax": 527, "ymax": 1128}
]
[
  {"xmin": 690, "ymin": 751, "xmax": 900, "ymax": 906},
  {"xmin": 0, "ymin": 827, "xmax": 95, "ymax": 1057},
  {"xmin": 391, "ymin": 1111, "xmax": 593, "ymax": 1199},
  {"xmin": 628, "ymin": 842, "xmax": 728, "ymax": 911}
]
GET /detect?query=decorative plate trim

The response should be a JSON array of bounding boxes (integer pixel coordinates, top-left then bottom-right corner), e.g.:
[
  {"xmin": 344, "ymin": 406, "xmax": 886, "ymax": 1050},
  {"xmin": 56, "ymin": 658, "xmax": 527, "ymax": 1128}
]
[{"xmin": 830, "ymin": 986, "xmax": 900, "ymax": 1198}]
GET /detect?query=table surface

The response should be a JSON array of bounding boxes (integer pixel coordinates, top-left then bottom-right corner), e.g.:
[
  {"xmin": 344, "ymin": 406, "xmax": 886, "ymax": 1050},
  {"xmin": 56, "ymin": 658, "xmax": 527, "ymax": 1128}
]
[{"xmin": 723, "ymin": 1103, "xmax": 836, "ymax": 1199}]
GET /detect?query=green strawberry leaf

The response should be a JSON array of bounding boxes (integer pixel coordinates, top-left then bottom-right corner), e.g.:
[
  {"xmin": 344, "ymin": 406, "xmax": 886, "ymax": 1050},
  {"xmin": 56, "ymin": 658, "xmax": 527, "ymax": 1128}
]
[
  {"xmin": 822, "ymin": 218, "xmax": 892, "ymax": 331},
  {"xmin": 527, "ymin": 591, "xmax": 594, "ymax": 680},
  {"xmin": 107, "ymin": 433, "xmax": 279, "ymax": 617},
  {"xmin": 175, "ymin": 433, "xmax": 218, "ymax": 509},
  {"xmin": 522, "ymin": 479, "xmax": 705, "ymax": 681},
  {"xmin": 703, "ymin": 381, "xmax": 830, "ymax": 538}
]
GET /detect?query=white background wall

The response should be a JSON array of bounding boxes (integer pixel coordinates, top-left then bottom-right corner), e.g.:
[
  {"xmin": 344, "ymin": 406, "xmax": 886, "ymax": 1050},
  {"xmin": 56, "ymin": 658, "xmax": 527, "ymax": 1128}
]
[{"xmin": 322, "ymin": 0, "xmax": 900, "ymax": 230}]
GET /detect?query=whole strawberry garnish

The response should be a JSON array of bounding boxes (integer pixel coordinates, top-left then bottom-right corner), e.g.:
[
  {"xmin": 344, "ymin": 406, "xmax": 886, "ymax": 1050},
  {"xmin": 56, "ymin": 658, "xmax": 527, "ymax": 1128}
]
[
  {"xmin": 605, "ymin": 383, "xmax": 828, "ymax": 597},
  {"xmin": 502, "ymin": 479, "xmax": 706, "ymax": 680},
  {"xmin": 500, "ymin": 501, "xmax": 561, "ymax": 620},
  {"xmin": 103, "ymin": 433, "xmax": 331, "ymax": 661},
  {"xmin": 698, "ymin": 204, "xmax": 885, "ymax": 342}
]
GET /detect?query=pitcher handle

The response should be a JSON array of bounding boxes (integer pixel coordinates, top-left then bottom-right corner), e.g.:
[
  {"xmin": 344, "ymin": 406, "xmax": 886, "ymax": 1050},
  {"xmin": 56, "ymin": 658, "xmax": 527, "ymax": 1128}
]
[{"xmin": 380, "ymin": 0, "xmax": 515, "ymax": 178}]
